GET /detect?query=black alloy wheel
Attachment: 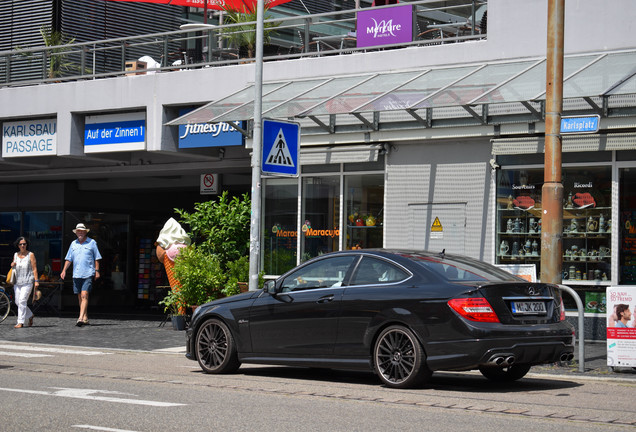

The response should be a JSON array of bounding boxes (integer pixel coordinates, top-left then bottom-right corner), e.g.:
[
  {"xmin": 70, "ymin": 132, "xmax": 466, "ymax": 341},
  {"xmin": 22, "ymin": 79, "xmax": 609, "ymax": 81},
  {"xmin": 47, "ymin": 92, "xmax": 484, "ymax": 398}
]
[
  {"xmin": 478, "ymin": 364, "xmax": 531, "ymax": 382},
  {"xmin": 195, "ymin": 318, "xmax": 240, "ymax": 374},
  {"xmin": 373, "ymin": 325, "xmax": 431, "ymax": 389}
]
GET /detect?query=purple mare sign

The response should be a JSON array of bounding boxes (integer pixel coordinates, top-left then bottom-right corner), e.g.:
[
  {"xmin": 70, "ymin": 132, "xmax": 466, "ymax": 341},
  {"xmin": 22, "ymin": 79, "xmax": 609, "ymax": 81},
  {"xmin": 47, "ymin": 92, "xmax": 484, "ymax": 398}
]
[{"xmin": 356, "ymin": 4, "xmax": 413, "ymax": 48}]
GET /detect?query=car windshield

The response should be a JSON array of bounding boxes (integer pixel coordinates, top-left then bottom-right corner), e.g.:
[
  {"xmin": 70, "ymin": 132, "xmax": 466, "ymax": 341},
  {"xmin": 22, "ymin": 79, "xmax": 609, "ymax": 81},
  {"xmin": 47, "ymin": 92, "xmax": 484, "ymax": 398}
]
[{"xmin": 404, "ymin": 254, "xmax": 522, "ymax": 282}]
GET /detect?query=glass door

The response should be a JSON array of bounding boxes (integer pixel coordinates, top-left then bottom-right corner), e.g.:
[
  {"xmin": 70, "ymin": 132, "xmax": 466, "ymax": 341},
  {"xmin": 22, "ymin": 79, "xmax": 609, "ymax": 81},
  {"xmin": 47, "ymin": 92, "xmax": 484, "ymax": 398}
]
[
  {"xmin": 344, "ymin": 174, "xmax": 384, "ymax": 250},
  {"xmin": 301, "ymin": 176, "xmax": 340, "ymax": 262}
]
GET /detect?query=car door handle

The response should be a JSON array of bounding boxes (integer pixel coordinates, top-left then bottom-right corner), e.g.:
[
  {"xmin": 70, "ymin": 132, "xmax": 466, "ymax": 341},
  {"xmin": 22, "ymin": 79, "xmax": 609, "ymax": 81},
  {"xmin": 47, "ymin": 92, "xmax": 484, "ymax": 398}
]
[{"xmin": 317, "ymin": 295, "xmax": 334, "ymax": 303}]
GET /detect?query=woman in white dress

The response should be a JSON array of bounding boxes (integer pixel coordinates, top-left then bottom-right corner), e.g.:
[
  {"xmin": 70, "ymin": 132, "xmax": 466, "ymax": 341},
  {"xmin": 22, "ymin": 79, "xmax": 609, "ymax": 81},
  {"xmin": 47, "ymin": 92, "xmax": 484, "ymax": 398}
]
[{"xmin": 11, "ymin": 237, "xmax": 39, "ymax": 328}]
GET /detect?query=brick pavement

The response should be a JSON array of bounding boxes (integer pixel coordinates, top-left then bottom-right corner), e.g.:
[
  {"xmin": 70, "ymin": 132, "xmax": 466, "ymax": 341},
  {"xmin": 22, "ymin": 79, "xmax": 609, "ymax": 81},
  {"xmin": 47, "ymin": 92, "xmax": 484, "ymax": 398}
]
[{"xmin": 0, "ymin": 314, "xmax": 185, "ymax": 352}]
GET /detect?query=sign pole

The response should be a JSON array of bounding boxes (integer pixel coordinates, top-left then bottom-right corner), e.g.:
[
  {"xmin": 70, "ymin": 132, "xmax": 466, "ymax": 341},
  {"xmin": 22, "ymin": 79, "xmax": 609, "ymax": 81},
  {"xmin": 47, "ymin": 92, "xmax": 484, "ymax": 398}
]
[{"xmin": 248, "ymin": 0, "xmax": 265, "ymax": 291}]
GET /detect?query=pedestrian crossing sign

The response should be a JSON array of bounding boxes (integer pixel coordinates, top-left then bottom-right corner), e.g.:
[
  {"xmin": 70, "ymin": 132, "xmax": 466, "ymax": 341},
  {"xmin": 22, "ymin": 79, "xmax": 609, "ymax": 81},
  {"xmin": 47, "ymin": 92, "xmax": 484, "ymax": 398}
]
[{"xmin": 262, "ymin": 119, "xmax": 300, "ymax": 177}]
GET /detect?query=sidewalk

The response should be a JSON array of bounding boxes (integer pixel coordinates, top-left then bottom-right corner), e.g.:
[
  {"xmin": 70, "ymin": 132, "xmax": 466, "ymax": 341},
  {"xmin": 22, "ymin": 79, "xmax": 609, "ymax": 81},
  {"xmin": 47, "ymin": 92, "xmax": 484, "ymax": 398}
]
[
  {"xmin": 1, "ymin": 314, "xmax": 635, "ymax": 380},
  {"xmin": 0, "ymin": 314, "xmax": 186, "ymax": 353}
]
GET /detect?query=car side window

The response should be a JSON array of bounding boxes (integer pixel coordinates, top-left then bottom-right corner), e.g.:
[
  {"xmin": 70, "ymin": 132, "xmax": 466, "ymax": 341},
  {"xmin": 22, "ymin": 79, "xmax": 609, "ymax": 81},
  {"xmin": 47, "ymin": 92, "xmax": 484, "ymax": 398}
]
[
  {"xmin": 350, "ymin": 257, "xmax": 410, "ymax": 286},
  {"xmin": 280, "ymin": 256, "xmax": 357, "ymax": 292}
]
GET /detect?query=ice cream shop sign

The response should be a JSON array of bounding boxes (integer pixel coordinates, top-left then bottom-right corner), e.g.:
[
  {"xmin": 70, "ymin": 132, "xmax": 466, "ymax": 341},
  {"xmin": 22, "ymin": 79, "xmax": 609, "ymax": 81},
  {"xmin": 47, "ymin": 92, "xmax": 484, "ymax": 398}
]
[{"xmin": 356, "ymin": 4, "xmax": 413, "ymax": 48}]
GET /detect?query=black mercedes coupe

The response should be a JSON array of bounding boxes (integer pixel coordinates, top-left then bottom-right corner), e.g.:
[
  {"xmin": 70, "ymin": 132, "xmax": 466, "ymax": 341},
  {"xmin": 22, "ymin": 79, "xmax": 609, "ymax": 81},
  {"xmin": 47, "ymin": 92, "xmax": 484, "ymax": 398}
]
[{"xmin": 185, "ymin": 249, "xmax": 574, "ymax": 388}]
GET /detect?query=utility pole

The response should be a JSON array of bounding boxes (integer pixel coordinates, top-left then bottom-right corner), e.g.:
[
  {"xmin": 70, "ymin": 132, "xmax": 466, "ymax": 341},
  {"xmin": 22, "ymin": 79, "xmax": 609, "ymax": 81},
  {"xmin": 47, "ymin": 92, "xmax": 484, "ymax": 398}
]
[{"xmin": 540, "ymin": 0, "xmax": 565, "ymax": 283}]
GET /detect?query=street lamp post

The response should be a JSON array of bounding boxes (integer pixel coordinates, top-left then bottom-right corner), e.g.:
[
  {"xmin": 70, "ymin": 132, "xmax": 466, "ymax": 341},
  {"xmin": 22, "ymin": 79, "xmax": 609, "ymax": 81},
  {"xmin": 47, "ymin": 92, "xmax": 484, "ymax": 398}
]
[{"xmin": 248, "ymin": 0, "xmax": 265, "ymax": 291}]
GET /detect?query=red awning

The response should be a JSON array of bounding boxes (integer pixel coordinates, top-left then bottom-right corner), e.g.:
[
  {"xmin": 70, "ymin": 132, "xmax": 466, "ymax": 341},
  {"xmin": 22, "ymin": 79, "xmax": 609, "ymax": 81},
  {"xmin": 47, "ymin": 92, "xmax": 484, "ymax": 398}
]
[{"xmin": 105, "ymin": 0, "xmax": 293, "ymax": 13}]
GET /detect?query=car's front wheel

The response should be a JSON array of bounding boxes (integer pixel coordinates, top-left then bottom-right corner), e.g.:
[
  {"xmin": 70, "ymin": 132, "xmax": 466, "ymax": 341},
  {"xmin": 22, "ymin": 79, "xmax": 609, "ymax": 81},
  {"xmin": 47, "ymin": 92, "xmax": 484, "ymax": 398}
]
[
  {"xmin": 478, "ymin": 364, "xmax": 531, "ymax": 382},
  {"xmin": 373, "ymin": 325, "xmax": 431, "ymax": 389},
  {"xmin": 195, "ymin": 318, "xmax": 240, "ymax": 374}
]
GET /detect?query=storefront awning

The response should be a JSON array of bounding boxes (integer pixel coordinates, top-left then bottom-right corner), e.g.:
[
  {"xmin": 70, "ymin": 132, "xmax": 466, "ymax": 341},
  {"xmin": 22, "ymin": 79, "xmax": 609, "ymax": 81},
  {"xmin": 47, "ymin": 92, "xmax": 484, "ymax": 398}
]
[
  {"xmin": 492, "ymin": 133, "xmax": 636, "ymax": 155},
  {"xmin": 166, "ymin": 48, "xmax": 636, "ymax": 133}
]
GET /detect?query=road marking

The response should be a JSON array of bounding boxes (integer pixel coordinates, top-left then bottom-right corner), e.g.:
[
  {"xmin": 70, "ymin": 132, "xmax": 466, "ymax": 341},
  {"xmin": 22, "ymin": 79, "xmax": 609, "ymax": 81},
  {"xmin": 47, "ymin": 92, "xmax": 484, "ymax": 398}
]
[
  {"xmin": 0, "ymin": 352, "xmax": 53, "ymax": 358},
  {"xmin": 0, "ymin": 344, "xmax": 111, "ymax": 356},
  {"xmin": 73, "ymin": 426, "xmax": 138, "ymax": 432},
  {"xmin": 152, "ymin": 346, "xmax": 185, "ymax": 354},
  {"xmin": 0, "ymin": 386, "xmax": 185, "ymax": 407}
]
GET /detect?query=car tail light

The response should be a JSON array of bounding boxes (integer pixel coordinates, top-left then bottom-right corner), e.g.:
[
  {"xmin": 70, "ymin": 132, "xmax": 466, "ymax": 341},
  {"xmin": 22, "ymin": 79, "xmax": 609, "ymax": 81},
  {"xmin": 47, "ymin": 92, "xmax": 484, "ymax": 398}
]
[
  {"xmin": 448, "ymin": 297, "xmax": 500, "ymax": 323},
  {"xmin": 559, "ymin": 298, "xmax": 566, "ymax": 321}
]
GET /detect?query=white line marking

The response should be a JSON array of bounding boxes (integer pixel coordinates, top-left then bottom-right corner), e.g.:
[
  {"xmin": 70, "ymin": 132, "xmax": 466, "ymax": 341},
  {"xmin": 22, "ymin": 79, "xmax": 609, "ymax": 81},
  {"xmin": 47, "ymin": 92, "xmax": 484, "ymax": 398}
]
[
  {"xmin": 0, "ymin": 386, "xmax": 185, "ymax": 407},
  {"xmin": 152, "ymin": 346, "xmax": 185, "ymax": 353},
  {"xmin": 0, "ymin": 344, "xmax": 111, "ymax": 356},
  {"xmin": 73, "ymin": 425, "xmax": 139, "ymax": 432},
  {"xmin": 0, "ymin": 352, "xmax": 53, "ymax": 358}
]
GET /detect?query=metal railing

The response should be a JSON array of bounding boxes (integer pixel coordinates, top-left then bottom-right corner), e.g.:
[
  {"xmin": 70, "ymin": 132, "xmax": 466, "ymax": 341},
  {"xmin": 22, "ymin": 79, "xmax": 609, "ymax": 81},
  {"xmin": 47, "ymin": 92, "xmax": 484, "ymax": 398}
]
[{"xmin": 0, "ymin": 0, "xmax": 486, "ymax": 87}]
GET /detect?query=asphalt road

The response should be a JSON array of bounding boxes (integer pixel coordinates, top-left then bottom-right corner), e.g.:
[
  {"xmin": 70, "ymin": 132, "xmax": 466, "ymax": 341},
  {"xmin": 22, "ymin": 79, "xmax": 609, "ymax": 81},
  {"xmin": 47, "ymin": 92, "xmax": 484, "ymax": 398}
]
[{"xmin": 1, "ymin": 342, "xmax": 635, "ymax": 431}]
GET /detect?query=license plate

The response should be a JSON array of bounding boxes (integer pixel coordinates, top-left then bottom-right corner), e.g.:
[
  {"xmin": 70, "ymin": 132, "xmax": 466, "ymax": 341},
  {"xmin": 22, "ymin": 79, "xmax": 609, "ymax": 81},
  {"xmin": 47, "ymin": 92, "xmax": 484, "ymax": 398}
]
[{"xmin": 511, "ymin": 301, "xmax": 547, "ymax": 315}]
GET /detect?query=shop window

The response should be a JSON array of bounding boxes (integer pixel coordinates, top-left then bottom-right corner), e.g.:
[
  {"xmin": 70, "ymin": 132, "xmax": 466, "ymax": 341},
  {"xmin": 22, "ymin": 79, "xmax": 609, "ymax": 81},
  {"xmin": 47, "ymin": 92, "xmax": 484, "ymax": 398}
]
[
  {"xmin": 496, "ymin": 166, "xmax": 611, "ymax": 288},
  {"xmin": 65, "ymin": 212, "xmax": 129, "ymax": 295},
  {"xmin": 620, "ymin": 168, "xmax": 636, "ymax": 285},
  {"xmin": 24, "ymin": 212, "xmax": 63, "ymax": 277},
  {"xmin": 263, "ymin": 163, "xmax": 385, "ymax": 275},
  {"xmin": 301, "ymin": 176, "xmax": 340, "ymax": 262},
  {"xmin": 0, "ymin": 212, "xmax": 21, "ymax": 273},
  {"xmin": 345, "ymin": 174, "xmax": 384, "ymax": 250},
  {"xmin": 263, "ymin": 178, "xmax": 298, "ymax": 275}
]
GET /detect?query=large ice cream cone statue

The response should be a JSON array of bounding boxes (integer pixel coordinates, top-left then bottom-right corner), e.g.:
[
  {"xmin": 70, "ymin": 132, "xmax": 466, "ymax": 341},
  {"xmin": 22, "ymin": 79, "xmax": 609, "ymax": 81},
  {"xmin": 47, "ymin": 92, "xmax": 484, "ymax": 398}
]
[
  {"xmin": 156, "ymin": 218, "xmax": 191, "ymax": 315},
  {"xmin": 162, "ymin": 254, "xmax": 186, "ymax": 315}
]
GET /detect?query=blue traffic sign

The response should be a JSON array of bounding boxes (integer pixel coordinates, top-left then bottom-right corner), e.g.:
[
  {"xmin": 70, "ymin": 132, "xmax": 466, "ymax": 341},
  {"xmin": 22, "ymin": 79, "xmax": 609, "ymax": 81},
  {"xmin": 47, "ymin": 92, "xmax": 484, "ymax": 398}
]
[
  {"xmin": 262, "ymin": 119, "xmax": 300, "ymax": 176},
  {"xmin": 561, "ymin": 115, "xmax": 600, "ymax": 134}
]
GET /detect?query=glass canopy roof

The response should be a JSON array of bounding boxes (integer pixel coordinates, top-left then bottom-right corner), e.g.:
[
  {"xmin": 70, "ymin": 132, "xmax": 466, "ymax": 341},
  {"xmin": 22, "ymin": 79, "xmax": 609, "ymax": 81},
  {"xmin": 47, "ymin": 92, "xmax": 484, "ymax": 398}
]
[{"xmin": 167, "ymin": 49, "xmax": 636, "ymax": 128}]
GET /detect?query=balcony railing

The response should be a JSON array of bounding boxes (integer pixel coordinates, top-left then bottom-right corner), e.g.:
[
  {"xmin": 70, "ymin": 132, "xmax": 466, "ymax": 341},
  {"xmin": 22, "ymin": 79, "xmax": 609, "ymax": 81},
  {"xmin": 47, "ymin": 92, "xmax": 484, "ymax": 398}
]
[{"xmin": 0, "ymin": 0, "xmax": 486, "ymax": 87}]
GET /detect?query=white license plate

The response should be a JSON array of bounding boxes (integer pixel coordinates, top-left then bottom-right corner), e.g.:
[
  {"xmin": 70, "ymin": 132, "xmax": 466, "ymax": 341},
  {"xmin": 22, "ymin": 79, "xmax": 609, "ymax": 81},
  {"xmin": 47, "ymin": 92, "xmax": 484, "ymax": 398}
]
[{"xmin": 511, "ymin": 301, "xmax": 547, "ymax": 315}]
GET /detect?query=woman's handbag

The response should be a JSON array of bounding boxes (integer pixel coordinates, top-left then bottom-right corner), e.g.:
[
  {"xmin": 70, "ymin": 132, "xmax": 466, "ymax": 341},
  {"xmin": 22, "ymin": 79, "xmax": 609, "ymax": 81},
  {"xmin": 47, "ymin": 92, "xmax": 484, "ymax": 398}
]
[{"xmin": 6, "ymin": 268, "xmax": 16, "ymax": 285}]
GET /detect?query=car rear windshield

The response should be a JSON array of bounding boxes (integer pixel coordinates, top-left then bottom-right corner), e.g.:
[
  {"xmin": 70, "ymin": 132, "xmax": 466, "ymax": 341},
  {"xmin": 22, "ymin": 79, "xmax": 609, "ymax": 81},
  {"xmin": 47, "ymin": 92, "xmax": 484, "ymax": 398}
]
[{"xmin": 405, "ymin": 254, "xmax": 522, "ymax": 282}]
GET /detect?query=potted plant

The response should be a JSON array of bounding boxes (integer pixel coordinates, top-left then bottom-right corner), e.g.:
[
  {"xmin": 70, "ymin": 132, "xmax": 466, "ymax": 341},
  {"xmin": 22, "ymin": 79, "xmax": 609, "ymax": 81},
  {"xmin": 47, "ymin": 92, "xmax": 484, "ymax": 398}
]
[
  {"xmin": 158, "ymin": 289, "xmax": 186, "ymax": 331},
  {"xmin": 174, "ymin": 192, "xmax": 253, "ymax": 302},
  {"xmin": 221, "ymin": 7, "xmax": 280, "ymax": 59}
]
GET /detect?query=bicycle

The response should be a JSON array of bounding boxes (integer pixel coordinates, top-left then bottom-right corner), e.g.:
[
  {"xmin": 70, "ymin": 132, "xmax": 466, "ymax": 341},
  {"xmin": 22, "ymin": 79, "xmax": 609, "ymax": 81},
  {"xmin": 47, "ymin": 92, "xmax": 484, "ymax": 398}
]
[{"xmin": 0, "ymin": 285, "xmax": 11, "ymax": 323}]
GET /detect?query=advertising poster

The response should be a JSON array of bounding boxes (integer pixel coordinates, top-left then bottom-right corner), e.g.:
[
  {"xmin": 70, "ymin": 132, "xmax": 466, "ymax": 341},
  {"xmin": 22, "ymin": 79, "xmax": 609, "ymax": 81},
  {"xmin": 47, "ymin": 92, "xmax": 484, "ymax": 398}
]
[{"xmin": 606, "ymin": 286, "xmax": 636, "ymax": 367}]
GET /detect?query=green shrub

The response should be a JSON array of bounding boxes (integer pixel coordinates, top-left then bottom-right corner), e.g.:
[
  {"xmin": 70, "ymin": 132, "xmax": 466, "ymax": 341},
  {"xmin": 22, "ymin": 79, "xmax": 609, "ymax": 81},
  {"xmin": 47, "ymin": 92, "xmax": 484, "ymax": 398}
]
[
  {"xmin": 173, "ymin": 245, "xmax": 226, "ymax": 306},
  {"xmin": 175, "ymin": 191, "xmax": 251, "ymax": 264}
]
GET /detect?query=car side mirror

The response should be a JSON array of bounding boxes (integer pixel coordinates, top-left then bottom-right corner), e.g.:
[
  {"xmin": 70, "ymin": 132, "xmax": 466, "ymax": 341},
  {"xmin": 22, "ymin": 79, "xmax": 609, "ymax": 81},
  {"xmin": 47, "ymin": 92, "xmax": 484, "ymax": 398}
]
[{"xmin": 264, "ymin": 279, "xmax": 276, "ymax": 294}]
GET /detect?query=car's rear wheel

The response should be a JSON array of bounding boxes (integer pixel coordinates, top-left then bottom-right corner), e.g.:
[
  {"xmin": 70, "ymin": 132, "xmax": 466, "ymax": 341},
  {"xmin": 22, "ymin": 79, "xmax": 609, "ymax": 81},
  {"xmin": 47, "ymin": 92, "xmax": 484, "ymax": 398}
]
[
  {"xmin": 478, "ymin": 364, "xmax": 531, "ymax": 382},
  {"xmin": 195, "ymin": 318, "xmax": 240, "ymax": 374},
  {"xmin": 373, "ymin": 325, "xmax": 431, "ymax": 389}
]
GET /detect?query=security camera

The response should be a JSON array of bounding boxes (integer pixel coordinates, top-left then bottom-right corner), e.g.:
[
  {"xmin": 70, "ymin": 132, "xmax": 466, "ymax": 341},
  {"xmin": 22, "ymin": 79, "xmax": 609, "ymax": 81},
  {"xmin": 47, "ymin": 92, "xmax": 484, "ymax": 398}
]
[{"xmin": 489, "ymin": 158, "xmax": 500, "ymax": 170}]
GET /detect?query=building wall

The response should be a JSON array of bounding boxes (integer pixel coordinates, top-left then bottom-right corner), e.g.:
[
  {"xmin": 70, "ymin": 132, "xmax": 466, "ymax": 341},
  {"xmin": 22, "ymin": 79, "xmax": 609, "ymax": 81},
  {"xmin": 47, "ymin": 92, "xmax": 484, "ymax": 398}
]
[{"xmin": 385, "ymin": 139, "xmax": 494, "ymax": 260}]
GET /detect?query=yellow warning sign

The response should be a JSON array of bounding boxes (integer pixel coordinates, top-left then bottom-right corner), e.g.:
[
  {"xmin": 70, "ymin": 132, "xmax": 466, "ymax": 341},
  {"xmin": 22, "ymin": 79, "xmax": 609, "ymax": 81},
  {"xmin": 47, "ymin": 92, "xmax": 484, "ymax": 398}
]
[{"xmin": 431, "ymin": 217, "xmax": 443, "ymax": 232}]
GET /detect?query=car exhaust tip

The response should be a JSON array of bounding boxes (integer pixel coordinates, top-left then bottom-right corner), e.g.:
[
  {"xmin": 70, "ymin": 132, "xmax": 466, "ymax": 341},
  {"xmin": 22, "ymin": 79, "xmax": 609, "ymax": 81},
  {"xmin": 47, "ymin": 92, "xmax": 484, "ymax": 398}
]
[
  {"xmin": 560, "ymin": 353, "xmax": 574, "ymax": 362},
  {"xmin": 505, "ymin": 356, "xmax": 515, "ymax": 366}
]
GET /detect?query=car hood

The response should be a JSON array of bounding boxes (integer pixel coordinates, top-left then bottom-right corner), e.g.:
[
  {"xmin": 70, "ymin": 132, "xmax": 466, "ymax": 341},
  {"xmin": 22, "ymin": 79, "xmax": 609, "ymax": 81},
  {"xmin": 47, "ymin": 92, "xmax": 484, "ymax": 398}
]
[{"xmin": 200, "ymin": 289, "xmax": 261, "ymax": 308}]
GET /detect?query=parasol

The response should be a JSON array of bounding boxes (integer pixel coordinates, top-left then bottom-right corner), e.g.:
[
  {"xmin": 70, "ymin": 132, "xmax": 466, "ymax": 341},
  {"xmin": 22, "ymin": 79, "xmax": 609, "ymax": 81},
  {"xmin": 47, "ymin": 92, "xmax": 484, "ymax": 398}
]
[{"xmin": 105, "ymin": 0, "xmax": 293, "ymax": 13}]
